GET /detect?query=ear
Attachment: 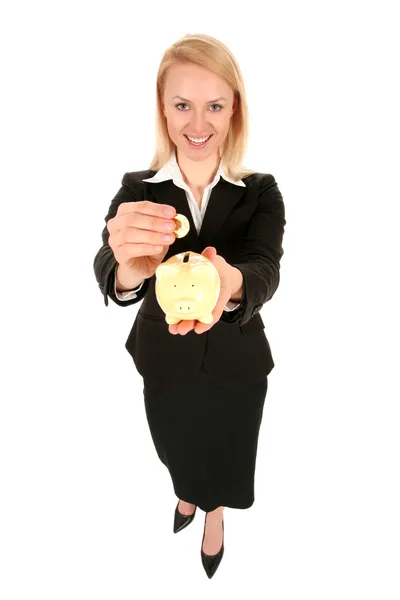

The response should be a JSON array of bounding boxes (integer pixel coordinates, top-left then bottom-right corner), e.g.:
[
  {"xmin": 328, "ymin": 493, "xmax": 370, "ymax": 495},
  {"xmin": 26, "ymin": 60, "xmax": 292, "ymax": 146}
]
[
  {"xmin": 160, "ymin": 96, "xmax": 166, "ymax": 117},
  {"xmin": 156, "ymin": 264, "xmax": 179, "ymax": 280},
  {"xmin": 232, "ymin": 94, "xmax": 238, "ymax": 116},
  {"xmin": 192, "ymin": 264, "xmax": 219, "ymax": 281}
]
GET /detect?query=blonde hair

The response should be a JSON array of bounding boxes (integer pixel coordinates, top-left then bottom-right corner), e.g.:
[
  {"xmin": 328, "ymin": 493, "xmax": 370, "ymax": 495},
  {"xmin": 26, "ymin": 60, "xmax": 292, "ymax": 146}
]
[{"xmin": 148, "ymin": 33, "xmax": 257, "ymax": 182}]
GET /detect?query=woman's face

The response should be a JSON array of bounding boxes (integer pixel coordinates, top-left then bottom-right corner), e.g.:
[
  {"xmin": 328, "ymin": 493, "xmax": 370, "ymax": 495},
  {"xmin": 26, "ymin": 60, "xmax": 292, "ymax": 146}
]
[{"xmin": 161, "ymin": 62, "xmax": 237, "ymax": 163}]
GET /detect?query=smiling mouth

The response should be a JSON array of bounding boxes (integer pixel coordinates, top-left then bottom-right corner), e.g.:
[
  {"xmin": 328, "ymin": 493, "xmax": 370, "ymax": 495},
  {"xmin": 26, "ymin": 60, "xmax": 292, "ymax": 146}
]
[{"xmin": 184, "ymin": 134, "xmax": 213, "ymax": 147}]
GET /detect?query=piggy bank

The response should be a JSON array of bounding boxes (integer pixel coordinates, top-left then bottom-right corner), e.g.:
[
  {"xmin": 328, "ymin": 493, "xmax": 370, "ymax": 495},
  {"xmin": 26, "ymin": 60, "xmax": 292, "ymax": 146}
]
[{"xmin": 155, "ymin": 251, "xmax": 221, "ymax": 325}]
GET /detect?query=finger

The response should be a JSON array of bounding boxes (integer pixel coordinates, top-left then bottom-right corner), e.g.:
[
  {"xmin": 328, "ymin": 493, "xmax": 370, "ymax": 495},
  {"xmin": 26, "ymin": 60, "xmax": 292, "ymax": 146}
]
[
  {"xmin": 177, "ymin": 319, "xmax": 196, "ymax": 335},
  {"xmin": 119, "ymin": 242, "xmax": 168, "ymax": 261},
  {"xmin": 109, "ymin": 201, "xmax": 176, "ymax": 234},
  {"xmin": 115, "ymin": 212, "xmax": 177, "ymax": 240},
  {"xmin": 169, "ymin": 320, "xmax": 195, "ymax": 335},
  {"xmin": 114, "ymin": 224, "xmax": 176, "ymax": 250},
  {"xmin": 194, "ymin": 311, "xmax": 221, "ymax": 334},
  {"xmin": 212, "ymin": 281, "xmax": 231, "ymax": 316},
  {"xmin": 168, "ymin": 322, "xmax": 179, "ymax": 335},
  {"xmin": 124, "ymin": 211, "xmax": 177, "ymax": 236},
  {"xmin": 117, "ymin": 200, "xmax": 176, "ymax": 219},
  {"xmin": 201, "ymin": 246, "xmax": 216, "ymax": 259},
  {"xmin": 194, "ymin": 321, "xmax": 210, "ymax": 334}
]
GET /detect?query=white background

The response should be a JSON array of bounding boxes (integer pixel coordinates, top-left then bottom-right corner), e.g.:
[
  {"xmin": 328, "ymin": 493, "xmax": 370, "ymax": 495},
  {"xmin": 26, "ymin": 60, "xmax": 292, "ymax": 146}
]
[{"xmin": 1, "ymin": 0, "xmax": 399, "ymax": 598}]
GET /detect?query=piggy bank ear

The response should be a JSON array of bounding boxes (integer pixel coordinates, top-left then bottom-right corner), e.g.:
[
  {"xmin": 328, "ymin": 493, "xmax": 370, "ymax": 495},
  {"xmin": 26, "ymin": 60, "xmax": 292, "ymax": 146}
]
[
  {"xmin": 193, "ymin": 265, "xmax": 218, "ymax": 281},
  {"xmin": 155, "ymin": 264, "xmax": 180, "ymax": 281}
]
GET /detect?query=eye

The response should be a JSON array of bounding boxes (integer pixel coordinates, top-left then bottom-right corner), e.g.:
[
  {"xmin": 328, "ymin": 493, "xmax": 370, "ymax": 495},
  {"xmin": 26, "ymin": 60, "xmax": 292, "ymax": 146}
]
[{"xmin": 175, "ymin": 103, "xmax": 222, "ymax": 112}]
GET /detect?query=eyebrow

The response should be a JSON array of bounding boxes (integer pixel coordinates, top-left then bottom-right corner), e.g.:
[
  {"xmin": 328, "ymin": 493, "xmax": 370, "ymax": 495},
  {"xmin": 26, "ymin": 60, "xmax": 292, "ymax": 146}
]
[{"xmin": 172, "ymin": 95, "xmax": 227, "ymax": 103}]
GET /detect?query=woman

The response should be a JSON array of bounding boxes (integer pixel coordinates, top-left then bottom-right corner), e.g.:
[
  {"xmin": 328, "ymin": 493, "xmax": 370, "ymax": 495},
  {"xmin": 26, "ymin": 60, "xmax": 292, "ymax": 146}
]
[{"xmin": 93, "ymin": 33, "xmax": 286, "ymax": 579}]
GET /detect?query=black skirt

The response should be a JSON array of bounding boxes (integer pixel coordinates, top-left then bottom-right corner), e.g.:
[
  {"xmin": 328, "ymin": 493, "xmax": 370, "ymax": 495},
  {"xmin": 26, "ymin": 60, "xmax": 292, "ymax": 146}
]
[{"xmin": 142, "ymin": 363, "xmax": 268, "ymax": 513}]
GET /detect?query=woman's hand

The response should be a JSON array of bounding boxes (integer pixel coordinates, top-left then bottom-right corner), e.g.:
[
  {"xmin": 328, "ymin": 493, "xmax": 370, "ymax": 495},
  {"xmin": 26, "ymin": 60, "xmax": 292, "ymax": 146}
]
[
  {"xmin": 168, "ymin": 247, "xmax": 235, "ymax": 336},
  {"xmin": 108, "ymin": 200, "xmax": 177, "ymax": 281}
]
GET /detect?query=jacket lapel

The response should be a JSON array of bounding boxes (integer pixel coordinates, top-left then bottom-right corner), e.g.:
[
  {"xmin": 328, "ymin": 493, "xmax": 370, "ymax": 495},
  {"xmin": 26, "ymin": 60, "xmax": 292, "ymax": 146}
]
[{"xmin": 146, "ymin": 178, "xmax": 246, "ymax": 250}]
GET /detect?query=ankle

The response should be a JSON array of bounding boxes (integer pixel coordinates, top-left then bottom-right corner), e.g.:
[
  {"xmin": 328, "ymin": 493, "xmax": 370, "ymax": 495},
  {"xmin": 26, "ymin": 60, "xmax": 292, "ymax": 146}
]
[{"xmin": 179, "ymin": 499, "xmax": 195, "ymax": 507}]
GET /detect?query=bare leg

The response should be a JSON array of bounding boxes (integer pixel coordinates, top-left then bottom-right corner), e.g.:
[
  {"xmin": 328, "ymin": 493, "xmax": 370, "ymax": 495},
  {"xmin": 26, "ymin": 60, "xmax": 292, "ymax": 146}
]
[
  {"xmin": 202, "ymin": 506, "xmax": 224, "ymax": 556},
  {"xmin": 178, "ymin": 499, "xmax": 196, "ymax": 516}
]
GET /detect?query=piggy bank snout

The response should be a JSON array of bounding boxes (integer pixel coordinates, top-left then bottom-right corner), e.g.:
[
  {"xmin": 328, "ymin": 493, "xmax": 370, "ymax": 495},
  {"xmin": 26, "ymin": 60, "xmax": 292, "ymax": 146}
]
[{"xmin": 173, "ymin": 296, "xmax": 199, "ymax": 315}]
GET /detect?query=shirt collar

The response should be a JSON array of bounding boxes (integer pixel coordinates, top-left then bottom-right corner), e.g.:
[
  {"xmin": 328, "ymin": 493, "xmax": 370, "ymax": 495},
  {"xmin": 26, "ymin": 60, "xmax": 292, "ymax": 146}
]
[{"xmin": 142, "ymin": 150, "xmax": 246, "ymax": 187}]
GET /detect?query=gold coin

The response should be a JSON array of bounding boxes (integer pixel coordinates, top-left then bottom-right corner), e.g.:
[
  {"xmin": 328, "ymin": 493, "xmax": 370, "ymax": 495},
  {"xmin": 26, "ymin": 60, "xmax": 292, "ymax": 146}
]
[{"xmin": 173, "ymin": 213, "xmax": 190, "ymax": 238}]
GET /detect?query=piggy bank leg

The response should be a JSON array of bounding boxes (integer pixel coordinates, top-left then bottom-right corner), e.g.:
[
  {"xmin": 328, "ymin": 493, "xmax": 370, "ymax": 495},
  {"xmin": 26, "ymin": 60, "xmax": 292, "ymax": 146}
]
[
  {"xmin": 197, "ymin": 314, "xmax": 214, "ymax": 325},
  {"xmin": 165, "ymin": 315, "xmax": 181, "ymax": 325}
]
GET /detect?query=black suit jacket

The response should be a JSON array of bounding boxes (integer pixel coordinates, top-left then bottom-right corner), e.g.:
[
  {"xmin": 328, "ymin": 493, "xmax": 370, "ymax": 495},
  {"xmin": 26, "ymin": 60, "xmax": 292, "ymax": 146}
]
[{"xmin": 93, "ymin": 169, "xmax": 286, "ymax": 388}]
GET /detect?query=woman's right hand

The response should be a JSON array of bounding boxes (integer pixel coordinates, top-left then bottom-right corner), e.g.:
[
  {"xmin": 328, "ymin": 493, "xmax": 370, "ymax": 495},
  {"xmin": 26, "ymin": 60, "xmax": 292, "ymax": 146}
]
[{"xmin": 107, "ymin": 200, "xmax": 178, "ymax": 281}]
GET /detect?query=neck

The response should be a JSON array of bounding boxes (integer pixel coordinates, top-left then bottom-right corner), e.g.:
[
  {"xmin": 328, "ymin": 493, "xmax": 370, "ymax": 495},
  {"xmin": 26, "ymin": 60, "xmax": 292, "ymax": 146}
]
[{"xmin": 176, "ymin": 147, "xmax": 221, "ymax": 189}]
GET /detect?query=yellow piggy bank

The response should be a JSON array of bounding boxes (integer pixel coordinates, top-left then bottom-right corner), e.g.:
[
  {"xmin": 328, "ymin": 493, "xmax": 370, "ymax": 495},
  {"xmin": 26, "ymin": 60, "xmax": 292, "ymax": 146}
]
[{"xmin": 155, "ymin": 251, "xmax": 221, "ymax": 325}]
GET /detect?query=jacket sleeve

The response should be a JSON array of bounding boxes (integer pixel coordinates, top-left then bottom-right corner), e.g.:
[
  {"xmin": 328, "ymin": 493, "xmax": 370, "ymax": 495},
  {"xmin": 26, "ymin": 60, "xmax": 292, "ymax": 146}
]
[
  {"xmin": 113, "ymin": 276, "xmax": 146, "ymax": 300},
  {"xmin": 219, "ymin": 174, "xmax": 286, "ymax": 326},
  {"xmin": 93, "ymin": 173, "xmax": 151, "ymax": 307}
]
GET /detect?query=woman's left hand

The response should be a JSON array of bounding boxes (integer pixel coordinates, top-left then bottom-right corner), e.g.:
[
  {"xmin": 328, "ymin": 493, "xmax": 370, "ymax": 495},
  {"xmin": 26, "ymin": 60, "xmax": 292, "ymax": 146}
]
[{"xmin": 168, "ymin": 246, "xmax": 234, "ymax": 336}]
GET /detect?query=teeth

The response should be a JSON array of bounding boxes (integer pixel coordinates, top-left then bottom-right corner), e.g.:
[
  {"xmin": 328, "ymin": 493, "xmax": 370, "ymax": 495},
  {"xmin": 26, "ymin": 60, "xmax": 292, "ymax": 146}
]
[{"xmin": 187, "ymin": 135, "xmax": 211, "ymax": 143}]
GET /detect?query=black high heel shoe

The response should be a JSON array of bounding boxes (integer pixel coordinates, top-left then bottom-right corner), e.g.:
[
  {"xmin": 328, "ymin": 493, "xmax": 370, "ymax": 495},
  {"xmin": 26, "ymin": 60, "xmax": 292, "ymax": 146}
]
[
  {"xmin": 201, "ymin": 512, "xmax": 224, "ymax": 579},
  {"xmin": 173, "ymin": 500, "xmax": 197, "ymax": 533}
]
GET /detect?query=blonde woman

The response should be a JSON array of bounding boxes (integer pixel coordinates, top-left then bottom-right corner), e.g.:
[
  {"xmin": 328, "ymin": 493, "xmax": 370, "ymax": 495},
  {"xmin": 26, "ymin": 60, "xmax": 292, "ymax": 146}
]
[{"xmin": 94, "ymin": 33, "xmax": 286, "ymax": 579}]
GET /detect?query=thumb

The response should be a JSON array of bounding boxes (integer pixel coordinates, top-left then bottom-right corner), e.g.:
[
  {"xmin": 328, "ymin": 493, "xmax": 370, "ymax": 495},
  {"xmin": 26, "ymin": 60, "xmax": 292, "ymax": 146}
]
[{"xmin": 201, "ymin": 246, "xmax": 217, "ymax": 260}]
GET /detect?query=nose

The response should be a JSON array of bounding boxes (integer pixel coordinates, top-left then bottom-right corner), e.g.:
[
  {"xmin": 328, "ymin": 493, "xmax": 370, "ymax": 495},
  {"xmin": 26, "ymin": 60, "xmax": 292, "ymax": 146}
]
[{"xmin": 189, "ymin": 111, "xmax": 210, "ymax": 134}]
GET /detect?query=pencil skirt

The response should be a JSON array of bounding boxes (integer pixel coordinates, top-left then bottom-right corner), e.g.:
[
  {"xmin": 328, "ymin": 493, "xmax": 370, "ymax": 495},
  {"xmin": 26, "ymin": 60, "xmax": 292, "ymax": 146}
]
[{"xmin": 142, "ymin": 363, "xmax": 268, "ymax": 513}]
